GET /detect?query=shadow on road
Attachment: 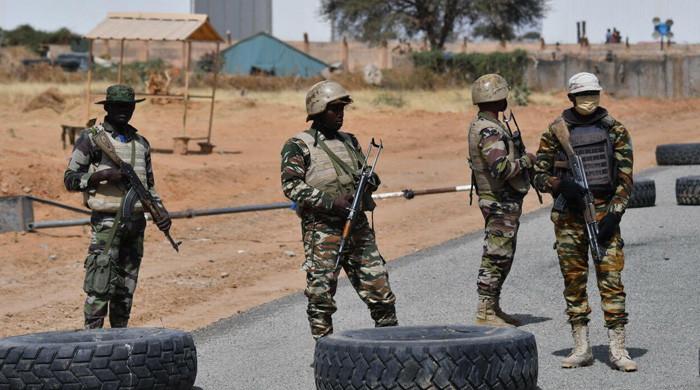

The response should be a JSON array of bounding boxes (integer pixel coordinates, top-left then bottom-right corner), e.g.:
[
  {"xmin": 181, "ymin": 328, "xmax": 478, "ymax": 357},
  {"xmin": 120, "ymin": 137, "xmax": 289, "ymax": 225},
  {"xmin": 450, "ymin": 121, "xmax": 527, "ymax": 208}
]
[{"xmin": 512, "ymin": 314, "xmax": 552, "ymax": 326}]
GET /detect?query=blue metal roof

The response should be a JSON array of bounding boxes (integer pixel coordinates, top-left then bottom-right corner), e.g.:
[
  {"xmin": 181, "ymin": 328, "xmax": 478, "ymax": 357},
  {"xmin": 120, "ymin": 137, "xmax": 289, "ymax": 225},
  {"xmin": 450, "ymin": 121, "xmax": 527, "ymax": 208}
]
[{"xmin": 221, "ymin": 32, "xmax": 328, "ymax": 77}]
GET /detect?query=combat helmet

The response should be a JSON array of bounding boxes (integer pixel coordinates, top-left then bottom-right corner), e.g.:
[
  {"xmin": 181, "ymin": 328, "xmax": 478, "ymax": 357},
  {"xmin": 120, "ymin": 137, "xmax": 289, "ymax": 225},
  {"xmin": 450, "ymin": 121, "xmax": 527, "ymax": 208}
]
[
  {"xmin": 471, "ymin": 74, "xmax": 509, "ymax": 104},
  {"xmin": 306, "ymin": 80, "xmax": 352, "ymax": 120}
]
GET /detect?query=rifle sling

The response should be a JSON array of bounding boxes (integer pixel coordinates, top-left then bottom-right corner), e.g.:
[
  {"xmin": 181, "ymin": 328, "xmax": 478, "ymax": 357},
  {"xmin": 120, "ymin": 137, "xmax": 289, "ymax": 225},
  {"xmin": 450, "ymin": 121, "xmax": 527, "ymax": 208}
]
[{"xmin": 311, "ymin": 130, "xmax": 361, "ymax": 178}]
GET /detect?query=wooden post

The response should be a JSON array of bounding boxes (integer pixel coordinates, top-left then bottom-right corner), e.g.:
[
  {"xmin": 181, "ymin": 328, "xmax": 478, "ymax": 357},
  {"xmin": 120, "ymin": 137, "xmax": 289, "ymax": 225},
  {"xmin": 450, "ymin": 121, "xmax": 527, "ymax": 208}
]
[
  {"xmin": 117, "ymin": 39, "xmax": 125, "ymax": 83},
  {"xmin": 342, "ymin": 37, "xmax": 349, "ymax": 71},
  {"xmin": 182, "ymin": 41, "xmax": 191, "ymax": 136},
  {"xmin": 206, "ymin": 42, "xmax": 220, "ymax": 146},
  {"xmin": 381, "ymin": 40, "xmax": 388, "ymax": 69},
  {"xmin": 303, "ymin": 32, "xmax": 310, "ymax": 53},
  {"xmin": 86, "ymin": 39, "xmax": 93, "ymax": 122}
]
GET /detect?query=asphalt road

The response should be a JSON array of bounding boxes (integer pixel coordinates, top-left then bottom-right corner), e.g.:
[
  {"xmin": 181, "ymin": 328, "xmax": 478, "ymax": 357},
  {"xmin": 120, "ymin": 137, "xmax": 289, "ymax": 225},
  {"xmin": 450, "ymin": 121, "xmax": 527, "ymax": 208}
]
[{"xmin": 194, "ymin": 165, "xmax": 700, "ymax": 390}]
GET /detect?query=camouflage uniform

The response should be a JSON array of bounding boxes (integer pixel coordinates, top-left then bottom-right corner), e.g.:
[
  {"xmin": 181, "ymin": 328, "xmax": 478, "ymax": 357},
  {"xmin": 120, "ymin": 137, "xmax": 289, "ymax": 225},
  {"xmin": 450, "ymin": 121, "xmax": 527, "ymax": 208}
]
[
  {"xmin": 64, "ymin": 120, "xmax": 159, "ymax": 329},
  {"xmin": 468, "ymin": 112, "xmax": 532, "ymax": 298},
  {"xmin": 534, "ymin": 107, "xmax": 633, "ymax": 329},
  {"xmin": 281, "ymin": 129, "xmax": 398, "ymax": 339}
]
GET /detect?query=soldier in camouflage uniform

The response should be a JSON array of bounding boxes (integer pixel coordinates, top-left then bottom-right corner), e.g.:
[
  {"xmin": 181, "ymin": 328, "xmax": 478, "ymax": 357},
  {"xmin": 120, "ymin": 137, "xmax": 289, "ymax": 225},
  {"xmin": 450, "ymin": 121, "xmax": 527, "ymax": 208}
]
[
  {"xmin": 281, "ymin": 80, "xmax": 398, "ymax": 340},
  {"xmin": 467, "ymin": 74, "xmax": 536, "ymax": 327},
  {"xmin": 533, "ymin": 72, "xmax": 637, "ymax": 371},
  {"xmin": 64, "ymin": 85, "xmax": 171, "ymax": 329}
]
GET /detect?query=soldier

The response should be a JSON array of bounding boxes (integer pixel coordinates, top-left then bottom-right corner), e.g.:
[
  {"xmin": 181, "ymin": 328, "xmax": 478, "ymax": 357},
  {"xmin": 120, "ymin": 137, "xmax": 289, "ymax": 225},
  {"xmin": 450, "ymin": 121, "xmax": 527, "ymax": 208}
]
[
  {"xmin": 281, "ymin": 80, "xmax": 398, "ymax": 340},
  {"xmin": 533, "ymin": 72, "xmax": 637, "ymax": 371},
  {"xmin": 64, "ymin": 84, "xmax": 171, "ymax": 329},
  {"xmin": 467, "ymin": 74, "xmax": 536, "ymax": 327}
]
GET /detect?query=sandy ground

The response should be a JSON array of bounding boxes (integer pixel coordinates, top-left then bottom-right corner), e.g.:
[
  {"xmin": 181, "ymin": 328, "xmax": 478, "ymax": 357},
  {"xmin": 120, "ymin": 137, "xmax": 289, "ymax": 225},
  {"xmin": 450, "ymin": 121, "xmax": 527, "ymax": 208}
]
[{"xmin": 1, "ymin": 86, "xmax": 698, "ymax": 338}]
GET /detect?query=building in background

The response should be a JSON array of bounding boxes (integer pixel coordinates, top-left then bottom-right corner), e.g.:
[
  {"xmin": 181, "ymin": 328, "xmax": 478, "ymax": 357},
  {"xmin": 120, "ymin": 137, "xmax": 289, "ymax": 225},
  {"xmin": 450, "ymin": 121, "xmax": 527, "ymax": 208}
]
[
  {"xmin": 191, "ymin": 0, "xmax": 272, "ymax": 42},
  {"xmin": 221, "ymin": 32, "xmax": 328, "ymax": 77},
  {"xmin": 541, "ymin": 0, "xmax": 700, "ymax": 44}
]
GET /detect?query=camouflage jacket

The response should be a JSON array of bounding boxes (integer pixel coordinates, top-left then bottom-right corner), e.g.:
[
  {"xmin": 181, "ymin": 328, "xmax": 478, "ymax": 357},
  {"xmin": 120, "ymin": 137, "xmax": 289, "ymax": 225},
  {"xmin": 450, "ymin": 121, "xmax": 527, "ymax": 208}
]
[
  {"xmin": 533, "ymin": 108, "xmax": 633, "ymax": 216},
  {"xmin": 64, "ymin": 119, "xmax": 158, "ymax": 196},
  {"xmin": 281, "ymin": 129, "xmax": 373, "ymax": 224}
]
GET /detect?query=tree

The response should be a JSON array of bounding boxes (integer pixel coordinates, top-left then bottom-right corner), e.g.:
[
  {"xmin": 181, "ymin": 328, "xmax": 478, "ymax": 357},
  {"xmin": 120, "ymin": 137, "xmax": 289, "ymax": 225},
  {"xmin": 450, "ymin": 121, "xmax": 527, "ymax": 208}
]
[
  {"xmin": 320, "ymin": 0, "xmax": 546, "ymax": 51},
  {"xmin": 470, "ymin": 0, "xmax": 546, "ymax": 46}
]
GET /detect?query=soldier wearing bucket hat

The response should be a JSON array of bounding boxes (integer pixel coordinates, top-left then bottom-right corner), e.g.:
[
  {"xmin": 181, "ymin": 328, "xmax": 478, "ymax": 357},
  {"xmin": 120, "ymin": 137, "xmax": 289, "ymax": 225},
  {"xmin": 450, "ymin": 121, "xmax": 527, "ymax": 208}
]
[{"xmin": 64, "ymin": 84, "xmax": 171, "ymax": 329}]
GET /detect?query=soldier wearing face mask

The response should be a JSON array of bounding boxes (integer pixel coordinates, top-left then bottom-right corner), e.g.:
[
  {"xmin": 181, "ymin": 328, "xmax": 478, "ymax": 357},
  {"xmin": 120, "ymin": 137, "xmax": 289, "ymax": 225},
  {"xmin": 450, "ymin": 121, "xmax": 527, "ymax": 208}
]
[{"xmin": 533, "ymin": 73, "xmax": 637, "ymax": 372}]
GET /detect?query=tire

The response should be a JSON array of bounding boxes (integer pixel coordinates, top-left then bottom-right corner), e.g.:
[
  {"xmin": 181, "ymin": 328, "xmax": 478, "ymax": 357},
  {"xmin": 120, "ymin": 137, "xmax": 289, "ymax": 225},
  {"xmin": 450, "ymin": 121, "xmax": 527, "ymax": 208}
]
[
  {"xmin": 628, "ymin": 179, "xmax": 656, "ymax": 208},
  {"xmin": 0, "ymin": 328, "xmax": 196, "ymax": 390},
  {"xmin": 655, "ymin": 143, "xmax": 700, "ymax": 165},
  {"xmin": 314, "ymin": 325, "xmax": 538, "ymax": 390},
  {"xmin": 676, "ymin": 176, "xmax": 700, "ymax": 205}
]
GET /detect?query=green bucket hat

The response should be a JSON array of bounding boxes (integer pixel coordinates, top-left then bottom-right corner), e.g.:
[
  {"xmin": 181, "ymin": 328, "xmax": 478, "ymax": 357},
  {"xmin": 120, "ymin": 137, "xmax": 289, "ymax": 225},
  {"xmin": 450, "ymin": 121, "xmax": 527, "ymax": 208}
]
[{"xmin": 95, "ymin": 84, "xmax": 145, "ymax": 104}]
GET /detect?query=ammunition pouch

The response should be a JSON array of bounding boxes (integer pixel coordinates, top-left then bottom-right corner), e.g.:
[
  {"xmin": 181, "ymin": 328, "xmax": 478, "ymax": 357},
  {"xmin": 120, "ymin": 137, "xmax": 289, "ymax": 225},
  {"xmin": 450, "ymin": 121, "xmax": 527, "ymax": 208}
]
[{"xmin": 83, "ymin": 252, "xmax": 113, "ymax": 295}]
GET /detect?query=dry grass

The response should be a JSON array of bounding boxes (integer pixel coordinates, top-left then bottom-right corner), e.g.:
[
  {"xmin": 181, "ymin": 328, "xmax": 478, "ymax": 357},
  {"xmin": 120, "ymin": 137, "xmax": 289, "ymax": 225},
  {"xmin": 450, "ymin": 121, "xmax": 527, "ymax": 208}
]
[{"xmin": 0, "ymin": 81, "xmax": 558, "ymax": 113}]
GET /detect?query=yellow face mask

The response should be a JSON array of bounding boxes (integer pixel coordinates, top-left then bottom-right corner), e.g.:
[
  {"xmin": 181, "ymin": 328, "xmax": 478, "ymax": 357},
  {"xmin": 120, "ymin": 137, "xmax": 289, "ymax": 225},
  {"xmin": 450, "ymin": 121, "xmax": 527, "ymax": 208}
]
[{"xmin": 574, "ymin": 95, "xmax": 600, "ymax": 115}]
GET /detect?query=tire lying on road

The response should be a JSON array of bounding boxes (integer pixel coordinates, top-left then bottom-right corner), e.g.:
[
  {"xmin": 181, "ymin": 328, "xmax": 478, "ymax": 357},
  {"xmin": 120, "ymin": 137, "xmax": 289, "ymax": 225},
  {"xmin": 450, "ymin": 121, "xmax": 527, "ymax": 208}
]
[
  {"xmin": 676, "ymin": 176, "xmax": 700, "ymax": 205},
  {"xmin": 628, "ymin": 179, "xmax": 656, "ymax": 208},
  {"xmin": 0, "ymin": 328, "xmax": 197, "ymax": 390},
  {"xmin": 655, "ymin": 143, "xmax": 700, "ymax": 165},
  {"xmin": 314, "ymin": 325, "xmax": 538, "ymax": 390}
]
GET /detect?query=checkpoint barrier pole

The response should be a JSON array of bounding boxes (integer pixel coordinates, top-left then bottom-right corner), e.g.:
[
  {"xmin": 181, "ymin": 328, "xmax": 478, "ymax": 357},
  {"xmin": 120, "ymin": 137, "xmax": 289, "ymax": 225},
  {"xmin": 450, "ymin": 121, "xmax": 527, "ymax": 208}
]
[{"xmin": 24, "ymin": 185, "xmax": 472, "ymax": 231}]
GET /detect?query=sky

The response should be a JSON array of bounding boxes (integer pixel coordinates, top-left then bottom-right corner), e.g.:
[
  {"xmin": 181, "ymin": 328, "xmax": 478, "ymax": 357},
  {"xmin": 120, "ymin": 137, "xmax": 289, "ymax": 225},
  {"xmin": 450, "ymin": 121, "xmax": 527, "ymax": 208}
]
[
  {"xmin": 1, "ymin": 0, "xmax": 697, "ymax": 44},
  {"xmin": 0, "ymin": 0, "xmax": 332, "ymax": 41}
]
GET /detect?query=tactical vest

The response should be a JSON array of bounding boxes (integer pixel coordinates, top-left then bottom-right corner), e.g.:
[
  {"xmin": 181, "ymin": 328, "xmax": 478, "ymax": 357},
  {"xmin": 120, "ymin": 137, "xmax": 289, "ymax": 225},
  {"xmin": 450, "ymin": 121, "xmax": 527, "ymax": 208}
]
[
  {"xmin": 294, "ymin": 130, "xmax": 362, "ymax": 198},
  {"xmin": 86, "ymin": 126, "xmax": 149, "ymax": 213},
  {"xmin": 467, "ymin": 116, "xmax": 530, "ymax": 196},
  {"xmin": 555, "ymin": 116, "xmax": 616, "ymax": 195}
]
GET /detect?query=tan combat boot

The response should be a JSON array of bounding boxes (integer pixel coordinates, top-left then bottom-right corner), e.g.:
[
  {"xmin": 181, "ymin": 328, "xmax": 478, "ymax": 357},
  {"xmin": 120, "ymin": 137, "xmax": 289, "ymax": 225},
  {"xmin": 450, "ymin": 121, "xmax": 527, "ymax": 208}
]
[
  {"xmin": 608, "ymin": 327, "xmax": 638, "ymax": 372},
  {"xmin": 475, "ymin": 296, "xmax": 511, "ymax": 327},
  {"xmin": 561, "ymin": 323, "xmax": 594, "ymax": 368},
  {"xmin": 493, "ymin": 297, "xmax": 522, "ymax": 326}
]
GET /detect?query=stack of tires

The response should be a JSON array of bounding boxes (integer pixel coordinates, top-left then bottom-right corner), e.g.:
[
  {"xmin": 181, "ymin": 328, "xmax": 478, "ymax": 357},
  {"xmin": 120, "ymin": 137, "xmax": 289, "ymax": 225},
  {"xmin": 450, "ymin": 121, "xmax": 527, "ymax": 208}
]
[
  {"xmin": 656, "ymin": 143, "xmax": 700, "ymax": 205},
  {"xmin": 0, "ymin": 328, "xmax": 197, "ymax": 389}
]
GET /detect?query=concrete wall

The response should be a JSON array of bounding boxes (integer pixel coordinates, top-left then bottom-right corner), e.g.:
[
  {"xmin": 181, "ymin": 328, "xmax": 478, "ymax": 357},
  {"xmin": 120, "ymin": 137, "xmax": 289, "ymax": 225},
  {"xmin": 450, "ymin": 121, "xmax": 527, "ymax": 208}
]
[{"xmin": 527, "ymin": 54, "xmax": 700, "ymax": 97}]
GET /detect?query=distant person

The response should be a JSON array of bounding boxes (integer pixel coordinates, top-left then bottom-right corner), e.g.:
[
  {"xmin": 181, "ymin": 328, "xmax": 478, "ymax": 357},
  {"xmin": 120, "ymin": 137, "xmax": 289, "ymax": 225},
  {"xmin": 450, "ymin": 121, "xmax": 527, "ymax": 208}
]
[
  {"xmin": 467, "ymin": 74, "xmax": 536, "ymax": 326},
  {"xmin": 280, "ymin": 81, "xmax": 398, "ymax": 341},
  {"xmin": 533, "ymin": 72, "xmax": 637, "ymax": 372},
  {"xmin": 64, "ymin": 84, "xmax": 172, "ymax": 329},
  {"xmin": 605, "ymin": 28, "xmax": 612, "ymax": 44},
  {"xmin": 612, "ymin": 28, "xmax": 621, "ymax": 43}
]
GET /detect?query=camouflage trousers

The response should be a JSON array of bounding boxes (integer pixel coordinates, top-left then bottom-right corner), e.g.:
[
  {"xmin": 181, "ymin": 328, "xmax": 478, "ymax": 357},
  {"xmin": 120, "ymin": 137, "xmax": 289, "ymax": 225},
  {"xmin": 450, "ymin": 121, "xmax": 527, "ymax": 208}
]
[
  {"xmin": 552, "ymin": 203, "xmax": 628, "ymax": 329},
  {"xmin": 476, "ymin": 198, "xmax": 523, "ymax": 297},
  {"xmin": 83, "ymin": 212, "xmax": 145, "ymax": 329},
  {"xmin": 301, "ymin": 216, "xmax": 398, "ymax": 339}
]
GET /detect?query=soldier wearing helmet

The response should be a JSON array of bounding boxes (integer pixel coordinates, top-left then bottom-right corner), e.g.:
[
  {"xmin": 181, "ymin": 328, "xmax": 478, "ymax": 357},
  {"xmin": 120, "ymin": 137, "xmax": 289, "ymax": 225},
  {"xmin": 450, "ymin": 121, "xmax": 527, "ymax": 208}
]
[
  {"xmin": 467, "ymin": 73, "xmax": 536, "ymax": 327},
  {"xmin": 280, "ymin": 80, "xmax": 398, "ymax": 341},
  {"xmin": 533, "ymin": 72, "xmax": 637, "ymax": 371}
]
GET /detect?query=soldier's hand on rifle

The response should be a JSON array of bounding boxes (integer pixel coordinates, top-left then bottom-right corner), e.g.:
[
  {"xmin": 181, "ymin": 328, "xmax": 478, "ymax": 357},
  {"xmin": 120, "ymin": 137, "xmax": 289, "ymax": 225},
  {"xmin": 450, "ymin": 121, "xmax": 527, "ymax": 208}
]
[
  {"xmin": 332, "ymin": 194, "xmax": 354, "ymax": 216},
  {"xmin": 367, "ymin": 173, "xmax": 381, "ymax": 192},
  {"xmin": 155, "ymin": 214, "xmax": 172, "ymax": 232},
  {"xmin": 521, "ymin": 153, "xmax": 537, "ymax": 169},
  {"xmin": 556, "ymin": 178, "xmax": 586, "ymax": 211},
  {"xmin": 597, "ymin": 212, "xmax": 621, "ymax": 246},
  {"xmin": 88, "ymin": 168, "xmax": 124, "ymax": 186}
]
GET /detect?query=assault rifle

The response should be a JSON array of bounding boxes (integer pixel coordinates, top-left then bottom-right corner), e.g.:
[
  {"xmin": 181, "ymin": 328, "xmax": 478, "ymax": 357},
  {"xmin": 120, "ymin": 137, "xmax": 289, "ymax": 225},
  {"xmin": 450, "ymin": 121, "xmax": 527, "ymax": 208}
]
[
  {"xmin": 94, "ymin": 131, "xmax": 182, "ymax": 252},
  {"xmin": 504, "ymin": 111, "xmax": 543, "ymax": 204},
  {"xmin": 334, "ymin": 138, "xmax": 383, "ymax": 269},
  {"xmin": 550, "ymin": 118, "xmax": 604, "ymax": 264}
]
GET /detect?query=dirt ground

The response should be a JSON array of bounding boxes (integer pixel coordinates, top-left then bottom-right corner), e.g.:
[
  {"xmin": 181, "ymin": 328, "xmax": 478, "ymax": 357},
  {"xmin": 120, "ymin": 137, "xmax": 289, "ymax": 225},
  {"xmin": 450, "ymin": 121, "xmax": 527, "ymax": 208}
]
[{"xmin": 1, "ymin": 86, "xmax": 698, "ymax": 338}]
